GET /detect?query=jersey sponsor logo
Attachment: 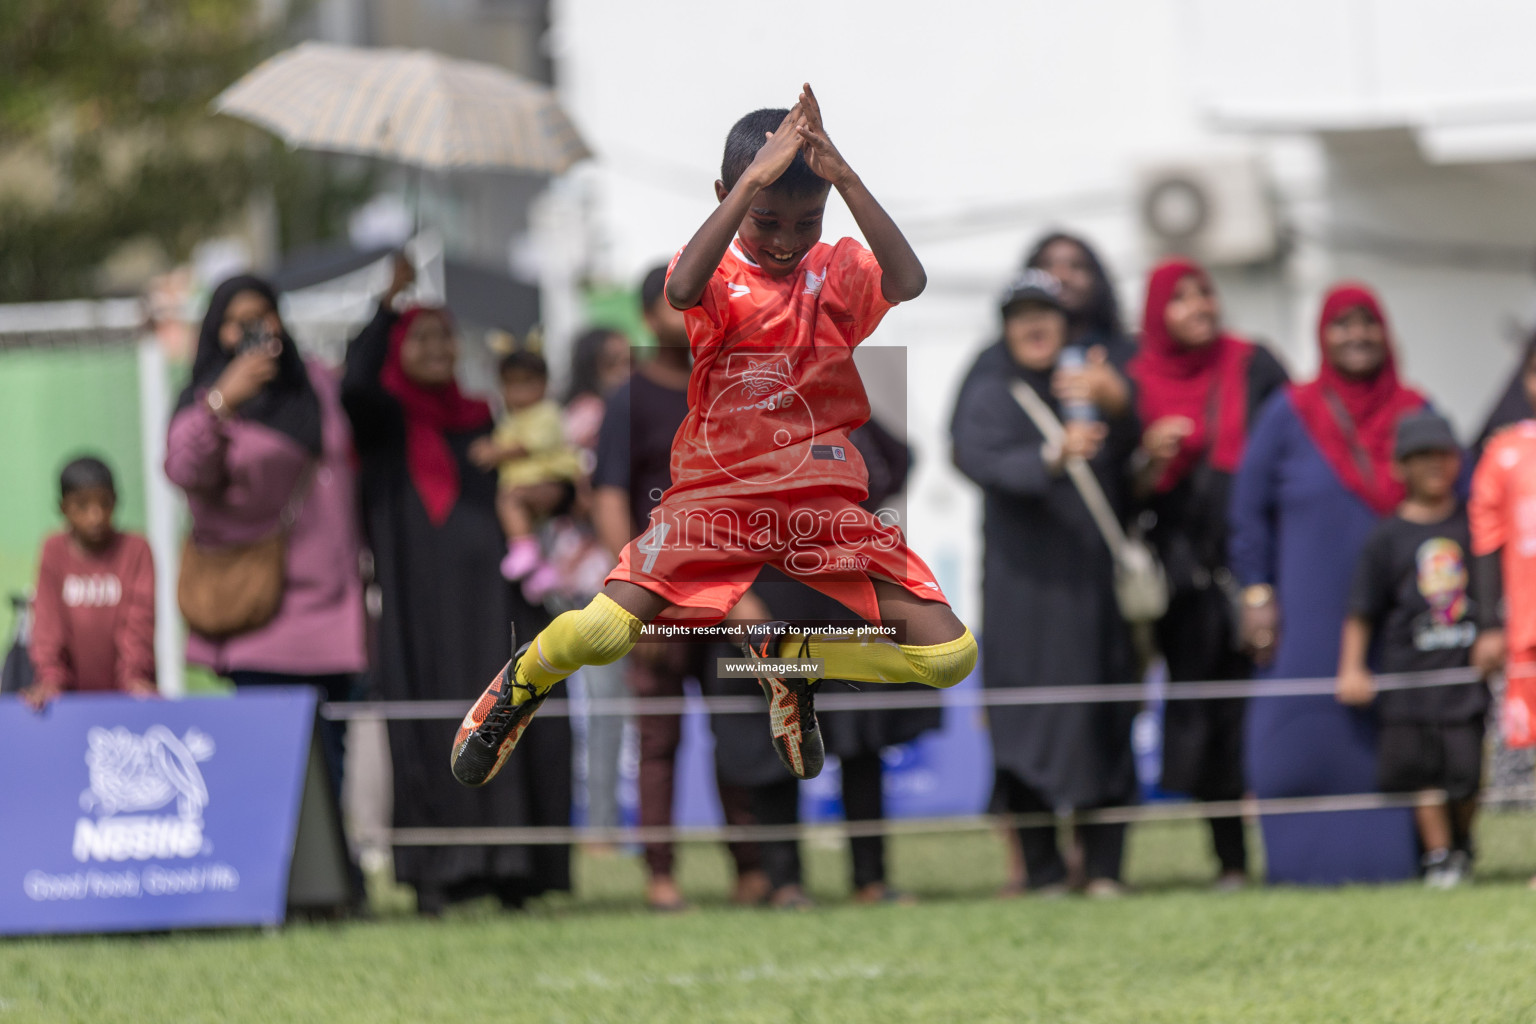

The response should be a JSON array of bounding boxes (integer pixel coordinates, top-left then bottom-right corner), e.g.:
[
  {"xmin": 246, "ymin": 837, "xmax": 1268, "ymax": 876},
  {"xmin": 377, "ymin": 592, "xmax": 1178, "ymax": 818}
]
[
  {"xmin": 727, "ymin": 283, "xmax": 752, "ymax": 299},
  {"xmin": 726, "ymin": 353, "xmax": 795, "ymax": 397},
  {"xmin": 705, "ymin": 353, "xmax": 816, "ymax": 484}
]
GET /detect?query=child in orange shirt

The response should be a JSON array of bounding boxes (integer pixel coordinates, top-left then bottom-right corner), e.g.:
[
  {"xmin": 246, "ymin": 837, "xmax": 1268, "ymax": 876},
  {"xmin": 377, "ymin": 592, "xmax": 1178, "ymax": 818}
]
[
  {"xmin": 452, "ymin": 84, "xmax": 976, "ymax": 788},
  {"xmin": 1470, "ymin": 345, "xmax": 1536, "ymax": 746}
]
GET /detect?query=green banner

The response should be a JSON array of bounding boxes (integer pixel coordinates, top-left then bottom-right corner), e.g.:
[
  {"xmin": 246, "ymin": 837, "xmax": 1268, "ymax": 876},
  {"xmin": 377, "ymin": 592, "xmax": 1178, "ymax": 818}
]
[{"xmin": 0, "ymin": 346, "xmax": 147, "ymax": 647}]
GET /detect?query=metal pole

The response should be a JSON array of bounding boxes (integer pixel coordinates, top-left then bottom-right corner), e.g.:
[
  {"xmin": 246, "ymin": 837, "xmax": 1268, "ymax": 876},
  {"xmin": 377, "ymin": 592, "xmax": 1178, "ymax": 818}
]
[{"xmin": 136, "ymin": 335, "xmax": 184, "ymax": 697}]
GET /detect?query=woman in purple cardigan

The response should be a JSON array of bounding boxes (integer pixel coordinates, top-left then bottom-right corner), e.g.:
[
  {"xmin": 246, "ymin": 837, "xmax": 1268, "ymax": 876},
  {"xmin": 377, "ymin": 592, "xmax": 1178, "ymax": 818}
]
[{"xmin": 165, "ymin": 275, "xmax": 366, "ymax": 763}]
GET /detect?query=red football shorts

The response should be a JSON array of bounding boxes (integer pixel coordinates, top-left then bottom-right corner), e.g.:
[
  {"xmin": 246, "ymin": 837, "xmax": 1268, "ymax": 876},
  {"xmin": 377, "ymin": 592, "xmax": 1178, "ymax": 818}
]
[{"xmin": 607, "ymin": 486, "xmax": 949, "ymax": 625}]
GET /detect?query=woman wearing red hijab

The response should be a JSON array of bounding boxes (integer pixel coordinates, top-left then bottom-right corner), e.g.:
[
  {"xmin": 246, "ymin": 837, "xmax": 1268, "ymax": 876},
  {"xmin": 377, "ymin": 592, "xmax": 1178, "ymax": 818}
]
[
  {"xmin": 1131, "ymin": 259, "xmax": 1288, "ymax": 889},
  {"xmin": 1228, "ymin": 281, "xmax": 1427, "ymax": 885},
  {"xmin": 342, "ymin": 256, "xmax": 571, "ymax": 915}
]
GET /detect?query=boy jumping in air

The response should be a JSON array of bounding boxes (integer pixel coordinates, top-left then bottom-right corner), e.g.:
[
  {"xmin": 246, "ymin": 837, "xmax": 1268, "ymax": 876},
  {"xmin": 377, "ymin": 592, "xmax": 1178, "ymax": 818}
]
[{"xmin": 453, "ymin": 84, "xmax": 976, "ymax": 786}]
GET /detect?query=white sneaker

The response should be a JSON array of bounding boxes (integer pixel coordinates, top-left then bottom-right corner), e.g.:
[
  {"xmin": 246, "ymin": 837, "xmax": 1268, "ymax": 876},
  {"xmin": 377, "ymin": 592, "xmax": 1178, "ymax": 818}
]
[
  {"xmin": 1422, "ymin": 849, "xmax": 1454, "ymax": 889},
  {"xmin": 1440, "ymin": 850, "xmax": 1473, "ymax": 888}
]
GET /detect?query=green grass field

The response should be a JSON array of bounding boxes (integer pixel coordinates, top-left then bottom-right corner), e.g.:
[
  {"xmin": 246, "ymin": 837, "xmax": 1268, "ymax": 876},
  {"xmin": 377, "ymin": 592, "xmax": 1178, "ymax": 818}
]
[{"xmin": 7, "ymin": 814, "xmax": 1536, "ymax": 1023}]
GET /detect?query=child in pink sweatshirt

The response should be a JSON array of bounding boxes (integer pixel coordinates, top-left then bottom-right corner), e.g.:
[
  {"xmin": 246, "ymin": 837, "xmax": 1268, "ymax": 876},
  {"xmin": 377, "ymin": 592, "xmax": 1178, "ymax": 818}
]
[{"xmin": 24, "ymin": 456, "xmax": 155, "ymax": 708}]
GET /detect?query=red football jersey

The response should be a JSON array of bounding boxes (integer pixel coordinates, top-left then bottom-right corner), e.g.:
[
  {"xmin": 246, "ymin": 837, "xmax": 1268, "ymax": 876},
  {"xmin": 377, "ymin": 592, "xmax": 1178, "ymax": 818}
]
[
  {"xmin": 664, "ymin": 238, "xmax": 895, "ymax": 501},
  {"xmin": 1472, "ymin": 421, "xmax": 1536, "ymax": 654}
]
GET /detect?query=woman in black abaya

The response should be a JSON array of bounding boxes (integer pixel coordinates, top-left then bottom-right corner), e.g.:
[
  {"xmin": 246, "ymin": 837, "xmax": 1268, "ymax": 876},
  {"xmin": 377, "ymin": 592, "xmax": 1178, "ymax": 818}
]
[
  {"xmin": 341, "ymin": 258, "xmax": 569, "ymax": 914},
  {"xmin": 951, "ymin": 270, "xmax": 1142, "ymax": 895}
]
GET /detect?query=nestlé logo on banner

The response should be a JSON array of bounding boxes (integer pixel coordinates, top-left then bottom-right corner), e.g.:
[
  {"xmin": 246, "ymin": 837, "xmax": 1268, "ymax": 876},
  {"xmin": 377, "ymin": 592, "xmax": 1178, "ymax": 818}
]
[
  {"xmin": 21, "ymin": 723, "xmax": 241, "ymax": 905},
  {"xmin": 74, "ymin": 725, "xmax": 214, "ymax": 862}
]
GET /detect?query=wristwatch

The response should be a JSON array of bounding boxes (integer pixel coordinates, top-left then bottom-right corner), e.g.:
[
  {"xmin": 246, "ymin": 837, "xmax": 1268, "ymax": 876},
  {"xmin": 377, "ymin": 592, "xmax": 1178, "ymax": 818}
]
[
  {"xmin": 1241, "ymin": 584, "xmax": 1274, "ymax": 608},
  {"xmin": 206, "ymin": 388, "xmax": 230, "ymax": 419}
]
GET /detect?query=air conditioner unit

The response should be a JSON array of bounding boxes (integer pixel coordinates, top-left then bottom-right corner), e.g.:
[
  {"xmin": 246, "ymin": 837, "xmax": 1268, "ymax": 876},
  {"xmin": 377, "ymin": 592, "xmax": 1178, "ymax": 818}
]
[{"xmin": 1135, "ymin": 153, "xmax": 1278, "ymax": 266}]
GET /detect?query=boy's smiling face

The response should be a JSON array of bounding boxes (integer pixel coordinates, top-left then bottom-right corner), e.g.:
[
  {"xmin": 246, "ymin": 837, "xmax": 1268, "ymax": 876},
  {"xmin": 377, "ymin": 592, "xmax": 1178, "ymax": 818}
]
[{"xmin": 715, "ymin": 181, "xmax": 829, "ymax": 278}]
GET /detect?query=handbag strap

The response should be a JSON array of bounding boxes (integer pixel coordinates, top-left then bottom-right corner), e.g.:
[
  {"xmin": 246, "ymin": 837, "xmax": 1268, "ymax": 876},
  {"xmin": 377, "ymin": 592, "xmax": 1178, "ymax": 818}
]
[
  {"xmin": 1008, "ymin": 380, "xmax": 1130, "ymax": 559},
  {"xmin": 1322, "ymin": 388, "xmax": 1376, "ymax": 485},
  {"xmin": 1202, "ymin": 375, "xmax": 1223, "ymax": 459},
  {"xmin": 278, "ymin": 461, "xmax": 318, "ymax": 531}
]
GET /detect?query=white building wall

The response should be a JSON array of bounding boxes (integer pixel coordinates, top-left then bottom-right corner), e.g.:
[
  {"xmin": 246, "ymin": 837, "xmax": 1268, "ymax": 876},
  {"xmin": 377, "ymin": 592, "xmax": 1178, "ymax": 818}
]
[
  {"xmin": 1184, "ymin": 0, "xmax": 1536, "ymax": 430},
  {"xmin": 1312, "ymin": 130, "xmax": 1536, "ymax": 436},
  {"xmin": 553, "ymin": 0, "xmax": 1536, "ymax": 624}
]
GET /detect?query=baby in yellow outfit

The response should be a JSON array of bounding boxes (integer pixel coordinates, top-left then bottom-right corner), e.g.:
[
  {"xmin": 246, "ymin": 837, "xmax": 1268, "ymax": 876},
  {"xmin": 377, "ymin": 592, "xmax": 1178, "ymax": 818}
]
[{"xmin": 470, "ymin": 350, "xmax": 581, "ymax": 581}]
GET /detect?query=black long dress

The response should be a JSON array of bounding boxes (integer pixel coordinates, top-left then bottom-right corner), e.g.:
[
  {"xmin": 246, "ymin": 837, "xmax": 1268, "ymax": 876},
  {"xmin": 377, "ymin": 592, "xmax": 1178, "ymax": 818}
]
[
  {"xmin": 1476, "ymin": 334, "xmax": 1535, "ymax": 453},
  {"xmin": 1144, "ymin": 346, "xmax": 1288, "ymax": 875},
  {"xmin": 950, "ymin": 340, "xmax": 1140, "ymax": 886},
  {"xmin": 341, "ymin": 306, "xmax": 569, "ymax": 910}
]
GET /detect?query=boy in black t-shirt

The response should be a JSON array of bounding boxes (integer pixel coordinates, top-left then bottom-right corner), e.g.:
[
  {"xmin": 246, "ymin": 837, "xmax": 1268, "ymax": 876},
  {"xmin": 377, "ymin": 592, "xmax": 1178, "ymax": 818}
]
[{"xmin": 1337, "ymin": 410, "xmax": 1490, "ymax": 888}]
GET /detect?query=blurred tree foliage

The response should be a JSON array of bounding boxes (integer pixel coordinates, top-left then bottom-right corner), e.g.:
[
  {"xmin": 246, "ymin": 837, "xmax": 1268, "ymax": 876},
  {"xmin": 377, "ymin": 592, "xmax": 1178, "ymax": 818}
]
[{"xmin": 0, "ymin": 0, "xmax": 373, "ymax": 301}]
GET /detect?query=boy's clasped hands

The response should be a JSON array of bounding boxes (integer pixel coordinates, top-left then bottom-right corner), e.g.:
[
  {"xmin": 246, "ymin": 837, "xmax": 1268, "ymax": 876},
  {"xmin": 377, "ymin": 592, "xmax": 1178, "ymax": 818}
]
[{"xmin": 744, "ymin": 84, "xmax": 857, "ymax": 194}]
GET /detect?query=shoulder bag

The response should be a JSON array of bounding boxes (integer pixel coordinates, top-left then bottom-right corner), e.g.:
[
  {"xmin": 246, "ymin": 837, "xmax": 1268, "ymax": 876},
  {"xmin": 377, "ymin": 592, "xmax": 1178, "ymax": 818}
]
[
  {"xmin": 1010, "ymin": 380, "xmax": 1169, "ymax": 623},
  {"xmin": 177, "ymin": 465, "xmax": 315, "ymax": 638}
]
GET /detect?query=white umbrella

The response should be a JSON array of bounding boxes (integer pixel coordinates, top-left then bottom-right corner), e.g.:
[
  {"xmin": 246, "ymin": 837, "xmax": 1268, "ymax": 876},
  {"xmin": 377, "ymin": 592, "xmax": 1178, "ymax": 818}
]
[{"xmin": 212, "ymin": 41, "xmax": 591, "ymax": 174}]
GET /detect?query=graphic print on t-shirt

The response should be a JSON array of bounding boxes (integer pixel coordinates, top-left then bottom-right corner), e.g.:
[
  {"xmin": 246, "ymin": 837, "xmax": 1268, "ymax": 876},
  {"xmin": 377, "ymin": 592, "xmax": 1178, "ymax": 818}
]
[
  {"xmin": 1412, "ymin": 537, "xmax": 1475, "ymax": 653},
  {"xmin": 1349, "ymin": 508, "xmax": 1488, "ymax": 722},
  {"xmin": 61, "ymin": 574, "xmax": 123, "ymax": 609}
]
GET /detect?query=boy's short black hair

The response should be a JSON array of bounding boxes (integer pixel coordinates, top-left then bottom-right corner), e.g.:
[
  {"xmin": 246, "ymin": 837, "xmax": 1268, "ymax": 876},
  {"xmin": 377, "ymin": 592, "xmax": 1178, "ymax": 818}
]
[
  {"xmin": 720, "ymin": 108, "xmax": 828, "ymax": 196},
  {"xmin": 60, "ymin": 456, "xmax": 115, "ymax": 499},
  {"xmin": 499, "ymin": 350, "xmax": 548, "ymax": 380},
  {"xmin": 640, "ymin": 265, "xmax": 669, "ymax": 314}
]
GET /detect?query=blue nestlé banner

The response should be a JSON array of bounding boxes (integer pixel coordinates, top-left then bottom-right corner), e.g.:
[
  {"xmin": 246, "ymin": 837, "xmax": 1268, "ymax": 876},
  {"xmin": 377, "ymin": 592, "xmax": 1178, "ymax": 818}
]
[{"xmin": 0, "ymin": 688, "xmax": 316, "ymax": 935}]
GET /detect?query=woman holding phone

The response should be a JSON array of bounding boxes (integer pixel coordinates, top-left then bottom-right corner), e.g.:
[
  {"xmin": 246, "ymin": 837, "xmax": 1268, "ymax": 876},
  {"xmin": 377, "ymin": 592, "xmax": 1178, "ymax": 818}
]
[{"xmin": 165, "ymin": 275, "xmax": 367, "ymax": 795}]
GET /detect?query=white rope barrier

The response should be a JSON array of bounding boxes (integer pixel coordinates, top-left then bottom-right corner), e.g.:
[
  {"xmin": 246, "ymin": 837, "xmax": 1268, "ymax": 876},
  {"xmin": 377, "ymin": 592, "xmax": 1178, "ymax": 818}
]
[
  {"xmin": 331, "ymin": 666, "xmax": 1518, "ymax": 850},
  {"xmin": 385, "ymin": 785, "xmax": 1534, "ymax": 847},
  {"xmin": 321, "ymin": 667, "xmax": 1487, "ymax": 721}
]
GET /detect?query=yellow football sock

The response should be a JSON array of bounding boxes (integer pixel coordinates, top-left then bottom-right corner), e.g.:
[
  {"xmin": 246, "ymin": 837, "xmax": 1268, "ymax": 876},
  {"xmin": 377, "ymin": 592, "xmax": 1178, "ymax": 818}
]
[
  {"xmin": 515, "ymin": 592, "xmax": 641, "ymax": 692},
  {"xmin": 782, "ymin": 627, "xmax": 977, "ymax": 688}
]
